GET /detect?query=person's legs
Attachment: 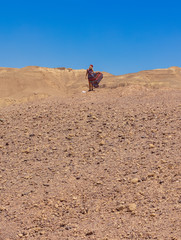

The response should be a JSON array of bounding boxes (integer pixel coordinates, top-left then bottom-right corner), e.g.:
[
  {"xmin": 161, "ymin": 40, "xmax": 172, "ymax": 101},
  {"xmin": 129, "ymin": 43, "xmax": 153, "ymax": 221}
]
[
  {"xmin": 91, "ymin": 83, "xmax": 93, "ymax": 90},
  {"xmin": 89, "ymin": 81, "xmax": 93, "ymax": 91}
]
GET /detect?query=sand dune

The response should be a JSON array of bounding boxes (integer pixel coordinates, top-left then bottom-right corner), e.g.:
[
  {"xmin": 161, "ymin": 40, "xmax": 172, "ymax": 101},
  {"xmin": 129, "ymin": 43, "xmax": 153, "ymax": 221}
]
[{"xmin": 0, "ymin": 66, "xmax": 181, "ymax": 106}]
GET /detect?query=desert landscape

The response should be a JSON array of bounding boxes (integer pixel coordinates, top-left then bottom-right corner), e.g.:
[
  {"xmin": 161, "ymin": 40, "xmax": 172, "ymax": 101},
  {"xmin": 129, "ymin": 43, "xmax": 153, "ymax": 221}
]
[
  {"xmin": 0, "ymin": 66, "xmax": 181, "ymax": 240},
  {"xmin": 0, "ymin": 66, "xmax": 181, "ymax": 107}
]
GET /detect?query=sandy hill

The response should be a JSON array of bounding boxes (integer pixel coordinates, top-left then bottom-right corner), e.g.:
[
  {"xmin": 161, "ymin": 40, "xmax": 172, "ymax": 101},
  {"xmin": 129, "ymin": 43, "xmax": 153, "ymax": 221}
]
[
  {"xmin": 0, "ymin": 66, "xmax": 181, "ymax": 107},
  {"xmin": 0, "ymin": 66, "xmax": 86, "ymax": 106},
  {"xmin": 115, "ymin": 66, "xmax": 181, "ymax": 89}
]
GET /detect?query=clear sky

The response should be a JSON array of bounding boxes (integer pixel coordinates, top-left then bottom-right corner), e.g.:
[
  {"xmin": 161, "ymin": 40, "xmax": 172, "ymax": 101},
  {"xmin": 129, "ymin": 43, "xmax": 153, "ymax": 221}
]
[{"xmin": 0, "ymin": 0, "xmax": 181, "ymax": 75}]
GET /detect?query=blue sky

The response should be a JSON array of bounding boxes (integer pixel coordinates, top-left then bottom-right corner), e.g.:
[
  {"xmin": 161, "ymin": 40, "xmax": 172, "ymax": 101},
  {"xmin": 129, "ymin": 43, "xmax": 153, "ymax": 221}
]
[{"xmin": 0, "ymin": 0, "xmax": 181, "ymax": 75}]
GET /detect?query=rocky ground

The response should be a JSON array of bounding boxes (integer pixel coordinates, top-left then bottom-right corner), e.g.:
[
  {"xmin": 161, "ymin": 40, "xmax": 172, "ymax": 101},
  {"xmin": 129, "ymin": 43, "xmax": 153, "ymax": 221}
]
[{"xmin": 0, "ymin": 87, "xmax": 181, "ymax": 240}]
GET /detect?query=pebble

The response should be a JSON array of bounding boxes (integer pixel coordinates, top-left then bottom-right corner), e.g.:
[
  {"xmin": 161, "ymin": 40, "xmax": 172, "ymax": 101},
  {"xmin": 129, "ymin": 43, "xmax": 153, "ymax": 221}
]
[
  {"xmin": 18, "ymin": 233, "xmax": 23, "ymax": 238},
  {"xmin": 127, "ymin": 203, "xmax": 137, "ymax": 212},
  {"xmin": 85, "ymin": 231, "xmax": 94, "ymax": 236},
  {"xmin": 149, "ymin": 144, "xmax": 155, "ymax": 148},
  {"xmin": 0, "ymin": 206, "xmax": 6, "ymax": 211},
  {"xmin": 116, "ymin": 205, "xmax": 124, "ymax": 211},
  {"xmin": 148, "ymin": 173, "xmax": 155, "ymax": 177},
  {"xmin": 100, "ymin": 140, "xmax": 105, "ymax": 146},
  {"xmin": 131, "ymin": 178, "xmax": 139, "ymax": 184},
  {"xmin": 22, "ymin": 147, "xmax": 30, "ymax": 154},
  {"xmin": 161, "ymin": 159, "xmax": 167, "ymax": 164}
]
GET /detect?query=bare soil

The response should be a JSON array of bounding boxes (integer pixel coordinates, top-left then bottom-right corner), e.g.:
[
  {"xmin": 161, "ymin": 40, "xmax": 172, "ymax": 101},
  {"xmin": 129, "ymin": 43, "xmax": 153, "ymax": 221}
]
[
  {"xmin": 1, "ymin": 66, "xmax": 181, "ymax": 107},
  {"xmin": 0, "ymin": 87, "xmax": 181, "ymax": 240}
]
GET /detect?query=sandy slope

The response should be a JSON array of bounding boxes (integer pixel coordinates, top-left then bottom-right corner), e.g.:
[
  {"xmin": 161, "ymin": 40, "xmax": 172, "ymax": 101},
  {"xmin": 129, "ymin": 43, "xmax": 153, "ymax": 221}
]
[
  {"xmin": 0, "ymin": 67, "xmax": 86, "ymax": 106},
  {"xmin": 0, "ymin": 86, "xmax": 181, "ymax": 240},
  {"xmin": 0, "ymin": 66, "xmax": 181, "ymax": 107}
]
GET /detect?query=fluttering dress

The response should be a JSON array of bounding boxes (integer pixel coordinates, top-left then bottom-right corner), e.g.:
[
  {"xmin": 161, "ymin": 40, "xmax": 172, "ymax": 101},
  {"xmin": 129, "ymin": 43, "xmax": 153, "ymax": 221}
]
[{"xmin": 87, "ymin": 69, "xmax": 103, "ymax": 88}]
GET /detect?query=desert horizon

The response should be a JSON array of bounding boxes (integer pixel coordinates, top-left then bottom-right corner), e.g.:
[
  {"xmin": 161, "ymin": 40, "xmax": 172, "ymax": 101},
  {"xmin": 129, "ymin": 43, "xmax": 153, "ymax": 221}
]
[{"xmin": 0, "ymin": 65, "xmax": 181, "ymax": 107}]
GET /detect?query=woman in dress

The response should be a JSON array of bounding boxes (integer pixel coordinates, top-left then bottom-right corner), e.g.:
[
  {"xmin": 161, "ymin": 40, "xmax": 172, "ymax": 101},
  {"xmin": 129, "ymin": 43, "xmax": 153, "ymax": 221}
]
[{"xmin": 85, "ymin": 65, "xmax": 103, "ymax": 91}]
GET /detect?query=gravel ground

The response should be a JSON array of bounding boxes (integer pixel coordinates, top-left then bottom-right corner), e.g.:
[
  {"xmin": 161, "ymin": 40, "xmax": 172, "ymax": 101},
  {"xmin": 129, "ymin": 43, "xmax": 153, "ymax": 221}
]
[{"xmin": 0, "ymin": 87, "xmax": 181, "ymax": 240}]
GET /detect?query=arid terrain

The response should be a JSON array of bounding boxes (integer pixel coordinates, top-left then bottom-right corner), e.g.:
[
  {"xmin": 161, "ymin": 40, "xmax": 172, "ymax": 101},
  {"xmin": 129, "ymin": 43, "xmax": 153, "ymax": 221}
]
[
  {"xmin": 0, "ymin": 66, "xmax": 181, "ymax": 107},
  {"xmin": 0, "ymin": 66, "xmax": 181, "ymax": 240}
]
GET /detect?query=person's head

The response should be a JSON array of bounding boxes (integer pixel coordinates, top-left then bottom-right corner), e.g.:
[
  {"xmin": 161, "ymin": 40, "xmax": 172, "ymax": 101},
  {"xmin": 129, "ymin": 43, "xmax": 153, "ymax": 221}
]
[{"xmin": 89, "ymin": 64, "xmax": 93, "ymax": 69}]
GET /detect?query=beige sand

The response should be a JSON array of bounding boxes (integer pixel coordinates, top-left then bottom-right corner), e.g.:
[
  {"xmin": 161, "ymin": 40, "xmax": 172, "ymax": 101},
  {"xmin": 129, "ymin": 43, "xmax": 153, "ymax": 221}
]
[{"xmin": 0, "ymin": 66, "xmax": 181, "ymax": 107}]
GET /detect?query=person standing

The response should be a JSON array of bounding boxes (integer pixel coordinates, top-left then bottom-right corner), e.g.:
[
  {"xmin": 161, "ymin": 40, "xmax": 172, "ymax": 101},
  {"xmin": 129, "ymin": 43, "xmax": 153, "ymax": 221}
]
[{"xmin": 85, "ymin": 65, "xmax": 103, "ymax": 91}]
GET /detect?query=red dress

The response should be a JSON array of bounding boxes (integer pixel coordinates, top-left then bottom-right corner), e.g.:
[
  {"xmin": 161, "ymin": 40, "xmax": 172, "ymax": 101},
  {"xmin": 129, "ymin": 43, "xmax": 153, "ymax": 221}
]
[{"xmin": 87, "ymin": 69, "xmax": 103, "ymax": 88}]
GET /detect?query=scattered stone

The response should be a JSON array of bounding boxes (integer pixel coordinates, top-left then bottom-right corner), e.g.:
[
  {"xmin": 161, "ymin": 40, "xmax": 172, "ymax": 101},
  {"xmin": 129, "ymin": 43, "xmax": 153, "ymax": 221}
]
[
  {"xmin": 149, "ymin": 144, "xmax": 155, "ymax": 148},
  {"xmin": 141, "ymin": 177, "xmax": 147, "ymax": 181},
  {"xmin": 168, "ymin": 164, "xmax": 173, "ymax": 169},
  {"xmin": 131, "ymin": 178, "xmax": 139, "ymax": 184},
  {"xmin": 100, "ymin": 140, "xmax": 105, "ymax": 146},
  {"xmin": 85, "ymin": 231, "xmax": 95, "ymax": 236},
  {"xmin": 22, "ymin": 147, "xmax": 30, "ymax": 154},
  {"xmin": 161, "ymin": 159, "xmax": 167, "ymax": 164},
  {"xmin": 0, "ymin": 206, "xmax": 6, "ymax": 211},
  {"xmin": 29, "ymin": 133, "xmax": 35, "ymax": 137},
  {"xmin": 0, "ymin": 84, "xmax": 180, "ymax": 240},
  {"xmin": 66, "ymin": 136, "xmax": 72, "ymax": 140},
  {"xmin": 127, "ymin": 203, "xmax": 137, "ymax": 212},
  {"xmin": 65, "ymin": 226, "xmax": 72, "ymax": 230},
  {"xmin": 116, "ymin": 205, "xmax": 124, "ymax": 211},
  {"xmin": 43, "ymin": 183, "xmax": 50, "ymax": 187},
  {"xmin": 18, "ymin": 233, "xmax": 23, "ymax": 238},
  {"xmin": 148, "ymin": 173, "xmax": 155, "ymax": 178}
]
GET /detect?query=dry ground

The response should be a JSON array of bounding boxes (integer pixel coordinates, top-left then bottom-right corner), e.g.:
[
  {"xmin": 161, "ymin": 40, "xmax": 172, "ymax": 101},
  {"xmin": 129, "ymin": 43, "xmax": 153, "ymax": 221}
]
[
  {"xmin": 0, "ymin": 87, "xmax": 181, "ymax": 240},
  {"xmin": 0, "ymin": 66, "xmax": 181, "ymax": 107}
]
